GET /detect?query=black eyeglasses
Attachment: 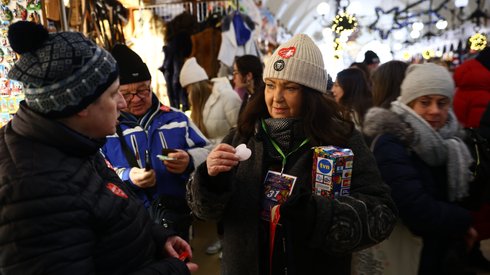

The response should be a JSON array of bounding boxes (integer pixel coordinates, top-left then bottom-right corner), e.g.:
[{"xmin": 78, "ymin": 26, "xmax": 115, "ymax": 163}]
[{"xmin": 121, "ymin": 88, "xmax": 150, "ymax": 102}]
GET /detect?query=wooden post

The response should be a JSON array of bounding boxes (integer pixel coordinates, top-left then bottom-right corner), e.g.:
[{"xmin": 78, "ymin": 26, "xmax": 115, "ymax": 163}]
[
  {"xmin": 59, "ymin": 0, "xmax": 68, "ymax": 30},
  {"xmin": 82, "ymin": 0, "xmax": 87, "ymax": 34}
]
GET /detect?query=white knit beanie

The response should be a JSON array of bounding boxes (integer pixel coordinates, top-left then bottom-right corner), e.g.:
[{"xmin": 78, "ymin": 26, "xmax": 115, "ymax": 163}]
[
  {"xmin": 400, "ymin": 63, "xmax": 455, "ymax": 104},
  {"xmin": 179, "ymin": 57, "xmax": 208, "ymax": 88},
  {"xmin": 263, "ymin": 34, "xmax": 328, "ymax": 93}
]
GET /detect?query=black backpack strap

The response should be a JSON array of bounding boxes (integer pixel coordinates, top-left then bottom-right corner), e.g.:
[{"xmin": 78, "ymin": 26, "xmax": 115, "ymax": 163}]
[
  {"xmin": 115, "ymin": 125, "xmax": 155, "ymax": 201},
  {"xmin": 116, "ymin": 125, "xmax": 139, "ymax": 167}
]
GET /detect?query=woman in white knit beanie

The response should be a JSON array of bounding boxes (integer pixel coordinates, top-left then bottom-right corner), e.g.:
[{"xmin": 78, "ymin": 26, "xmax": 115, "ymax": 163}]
[
  {"xmin": 361, "ymin": 63, "xmax": 476, "ymax": 274},
  {"xmin": 187, "ymin": 33, "xmax": 397, "ymax": 275}
]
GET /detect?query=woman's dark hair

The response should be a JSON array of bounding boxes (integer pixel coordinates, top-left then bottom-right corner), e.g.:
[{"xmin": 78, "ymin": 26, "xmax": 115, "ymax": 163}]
[
  {"xmin": 336, "ymin": 68, "xmax": 373, "ymax": 127},
  {"xmin": 237, "ymin": 86, "xmax": 353, "ymax": 146},
  {"xmin": 235, "ymin": 55, "xmax": 265, "ymax": 95},
  {"xmin": 349, "ymin": 62, "xmax": 371, "ymax": 87},
  {"xmin": 371, "ymin": 60, "xmax": 409, "ymax": 108}
]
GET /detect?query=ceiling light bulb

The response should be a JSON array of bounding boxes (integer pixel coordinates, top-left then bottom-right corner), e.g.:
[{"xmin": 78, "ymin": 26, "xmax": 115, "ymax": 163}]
[
  {"xmin": 412, "ymin": 22, "xmax": 424, "ymax": 31},
  {"xmin": 393, "ymin": 30, "xmax": 405, "ymax": 41},
  {"xmin": 436, "ymin": 19, "xmax": 448, "ymax": 30},
  {"xmin": 394, "ymin": 43, "xmax": 403, "ymax": 51},
  {"xmin": 316, "ymin": 2, "xmax": 330, "ymax": 16},
  {"xmin": 322, "ymin": 28, "xmax": 332, "ymax": 39},
  {"xmin": 455, "ymin": 0, "xmax": 468, "ymax": 8},
  {"xmin": 347, "ymin": 1, "xmax": 362, "ymax": 15},
  {"xmin": 410, "ymin": 29, "xmax": 421, "ymax": 39}
]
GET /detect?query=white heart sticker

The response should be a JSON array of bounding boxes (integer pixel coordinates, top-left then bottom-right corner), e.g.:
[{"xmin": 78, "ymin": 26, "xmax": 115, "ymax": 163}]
[{"xmin": 235, "ymin": 143, "xmax": 251, "ymax": 161}]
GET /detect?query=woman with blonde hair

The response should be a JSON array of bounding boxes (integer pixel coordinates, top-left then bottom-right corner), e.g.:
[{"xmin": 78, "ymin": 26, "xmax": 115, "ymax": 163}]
[{"xmin": 180, "ymin": 57, "xmax": 242, "ymax": 145}]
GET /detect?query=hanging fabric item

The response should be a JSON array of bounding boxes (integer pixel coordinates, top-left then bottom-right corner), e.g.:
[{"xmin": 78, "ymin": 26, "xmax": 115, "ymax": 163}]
[
  {"xmin": 159, "ymin": 12, "xmax": 197, "ymax": 110},
  {"xmin": 69, "ymin": 0, "xmax": 82, "ymax": 29},
  {"xmin": 192, "ymin": 27, "xmax": 222, "ymax": 78},
  {"xmin": 232, "ymin": 11, "xmax": 251, "ymax": 46},
  {"xmin": 217, "ymin": 11, "xmax": 260, "ymax": 69},
  {"xmin": 190, "ymin": 11, "xmax": 224, "ymax": 78},
  {"xmin": 44, "ymin": 0, "xmax": 60, "ymax": 22}
]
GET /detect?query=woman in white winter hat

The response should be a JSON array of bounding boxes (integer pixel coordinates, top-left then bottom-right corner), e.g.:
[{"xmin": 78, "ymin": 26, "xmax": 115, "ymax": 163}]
[
  {"xmin": 362, "ymin": 63, "xmax": 476, "ymax": 274},
  {"xmin": 180, "ymin": 57, "xmax": 242, "ymax": 145}
]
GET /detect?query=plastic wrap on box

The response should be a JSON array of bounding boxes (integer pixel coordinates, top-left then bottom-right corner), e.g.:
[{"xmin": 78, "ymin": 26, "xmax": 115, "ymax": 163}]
[{"xmin": 312, "ymin": 146, "xmax": 353, "ymax": 198}]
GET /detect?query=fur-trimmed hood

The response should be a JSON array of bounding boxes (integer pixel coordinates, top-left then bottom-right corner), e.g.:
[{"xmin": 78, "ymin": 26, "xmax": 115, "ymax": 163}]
[{"xmin": 362, "ymin": 107, "xmax": 415, "ymax": 146}]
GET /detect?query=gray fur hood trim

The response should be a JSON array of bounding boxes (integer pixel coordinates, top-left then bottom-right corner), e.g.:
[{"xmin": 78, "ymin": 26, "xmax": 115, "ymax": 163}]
[{"xmin": 362, "ymin": 107, "xmax": 415, "ymax": 145}]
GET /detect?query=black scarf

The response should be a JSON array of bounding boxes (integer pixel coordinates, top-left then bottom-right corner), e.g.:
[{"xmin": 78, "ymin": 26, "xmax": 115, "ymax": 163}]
[{"xmin": 262, "ymin": 118, "xmax": 306, "ymax": 162}]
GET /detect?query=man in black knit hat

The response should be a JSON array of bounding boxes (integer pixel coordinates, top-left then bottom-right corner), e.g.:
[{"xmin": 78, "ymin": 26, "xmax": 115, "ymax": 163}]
[
  {"xmin": 362, "ymin": 50, "xmax": 380, "ymax": 76},
  {"xmin": 0, "ymin": 21, "xmax": 197, "ymax": 274},
  {"xmin": 102, "ymin": 44, "xmax": 211, "ymax": 241}
]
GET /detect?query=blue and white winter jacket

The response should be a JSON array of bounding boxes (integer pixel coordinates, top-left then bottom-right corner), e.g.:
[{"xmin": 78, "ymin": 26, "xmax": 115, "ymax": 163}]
[{"xmin": 102, "ymin": 96, "xmax": 211, "ymax": 207}]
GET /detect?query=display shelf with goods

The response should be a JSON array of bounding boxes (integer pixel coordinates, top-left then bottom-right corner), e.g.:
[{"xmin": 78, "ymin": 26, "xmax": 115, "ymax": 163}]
[{"xmin": 0, "ymin": 0, "xmax": 43, "ymax": 127}]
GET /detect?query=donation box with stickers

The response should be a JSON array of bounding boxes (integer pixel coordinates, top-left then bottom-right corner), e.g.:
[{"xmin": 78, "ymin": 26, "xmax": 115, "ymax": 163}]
[{"xmin": 312, "ymin": 146, "xmax": 353, "ymax": 198}]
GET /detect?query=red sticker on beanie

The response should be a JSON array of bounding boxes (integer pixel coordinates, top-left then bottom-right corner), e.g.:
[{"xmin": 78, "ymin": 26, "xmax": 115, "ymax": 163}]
[
  {"xmin": 278, "ymin": 47, "xmax": 296, "ymax": 59},
  {"xmin": 106, "ymin": 183, "xmax": 128, "ymax": 199}
]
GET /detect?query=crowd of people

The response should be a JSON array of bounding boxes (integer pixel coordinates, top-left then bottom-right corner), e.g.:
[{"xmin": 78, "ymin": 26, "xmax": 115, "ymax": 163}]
[{"xmin": 1, "ymin": 20, "xmax": 490, "ymax": 275}]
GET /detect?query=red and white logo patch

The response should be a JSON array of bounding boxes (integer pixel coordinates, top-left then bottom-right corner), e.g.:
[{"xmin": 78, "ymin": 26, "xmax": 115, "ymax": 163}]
[
  {"xmin": 278, "ymin": 47, "xmax": 296, "ymax": 59},
  {"xmin": 104, "ymin": 159, "xmax": 115, "ymax": 170},
  {"xmin": 160, "ymin": 105, "xmax": 171, "ymax": 112},
  {"xmin": 106, "ymin": 183, "xmax": 128, "ymax": 199}
]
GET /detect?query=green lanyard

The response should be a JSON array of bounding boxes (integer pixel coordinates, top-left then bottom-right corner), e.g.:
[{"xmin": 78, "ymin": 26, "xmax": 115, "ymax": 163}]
[{"xmin": 261, "ymin": 119, "xmax": 309, "ymax": 175}]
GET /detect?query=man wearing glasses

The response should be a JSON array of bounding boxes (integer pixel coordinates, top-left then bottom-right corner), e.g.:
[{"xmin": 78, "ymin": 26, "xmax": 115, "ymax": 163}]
[{"xmin": 102, "ymin": 44, "xmax": 211, "ymax": 241}]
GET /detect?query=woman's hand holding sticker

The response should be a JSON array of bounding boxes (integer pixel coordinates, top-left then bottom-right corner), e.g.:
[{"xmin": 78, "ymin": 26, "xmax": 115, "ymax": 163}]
[
  {"xmin": 235, "ymin": 144, "xmax": 251, "ymax": 161},
  {"xmin": 207, "ymin": 144, "xmax": 240, "ymax": 176}
]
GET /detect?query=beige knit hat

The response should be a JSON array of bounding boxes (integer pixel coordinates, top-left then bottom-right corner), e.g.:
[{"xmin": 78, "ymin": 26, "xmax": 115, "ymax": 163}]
[
  {"xmin": 179, "ymin": 57, "xmax": 208, "ymax": 88},
  {"xmin": 400, "ymin": 63, "xmax": 455, "ymax": 105},
  {"xmin": 263, "ymin": 34, "xmax": 328, "ymax": 93}
]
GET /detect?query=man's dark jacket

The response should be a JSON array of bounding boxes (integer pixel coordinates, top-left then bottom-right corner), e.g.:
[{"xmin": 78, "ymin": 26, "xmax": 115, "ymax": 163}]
[{"xmin": 0, "ymin": 103, "xmax": 189, "ymax": 275}]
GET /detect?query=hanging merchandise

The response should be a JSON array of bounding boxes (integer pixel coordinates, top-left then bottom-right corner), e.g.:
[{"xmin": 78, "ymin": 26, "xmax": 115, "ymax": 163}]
[
  {"xmin": 0, "ymin": 2, "xmax": 42, "ymax": 127},
  {"xmin": 232, "ymin": 11, "xmax": 251, "ymax": 46},
  {"xmin": 14, "ymin": 3, "xmax": 27, "ymax": 21},
  {"xmin": 87, "ymin": 0, "xmax": 126, "ymax": 49},
  {"xmin": 1, "ymin": 5, "xmax": 13, "ymax": 22},
  {"xmin": 26, "ymin": 0, "xmax": 42, "ymax": 11},
  {"xmin": 138, "ymin": 1, "xmax": 231, "ymax": 108},
  {"xmin": 44, "ymin": 0, "xmax": 60, "ymax": 22},
  {"xmin": 217, "ymin": 8, "xmax": 261, "ymax": 73}
]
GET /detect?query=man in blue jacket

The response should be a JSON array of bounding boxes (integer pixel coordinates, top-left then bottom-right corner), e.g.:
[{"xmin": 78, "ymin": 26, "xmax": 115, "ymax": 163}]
[
  {"xmin": 0, "ymin": 21, "xmax": 197, "ymax": 274},
  {"xmin": 102, "ymin": 44, "xmax": 211, "ymax": 240}
]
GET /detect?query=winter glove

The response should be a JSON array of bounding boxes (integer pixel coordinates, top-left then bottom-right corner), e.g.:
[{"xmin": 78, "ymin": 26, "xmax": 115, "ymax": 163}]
[{"xmin": 280, "ymin": 186, "xmax": 316, "ymax": 238}]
